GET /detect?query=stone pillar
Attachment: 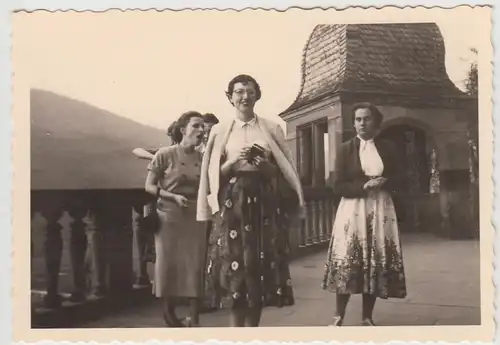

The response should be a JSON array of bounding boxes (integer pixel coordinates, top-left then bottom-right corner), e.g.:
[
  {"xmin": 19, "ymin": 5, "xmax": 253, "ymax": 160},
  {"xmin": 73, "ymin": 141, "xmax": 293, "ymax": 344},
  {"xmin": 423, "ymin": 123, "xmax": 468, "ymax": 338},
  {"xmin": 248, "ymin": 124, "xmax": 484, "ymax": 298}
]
[
  {"xmin": 132, "ymin": 198, "xmax": 153, "ymax": 287},
  {"xmin": 297, "ymin": 127, "xmax": 313, "ymax": 185},
  {"xmin": 327, "ymin": 106, "xmax": 343, "ymax": 186},
  {"xmin": 67, "ymin": 194, "xmax": 90, "ymax": 302},
  {"xmin": 103, "ymin": 191, "xmax": 135, "ymax": 296},
  {"xmin": 35, "ymin": 191, "xmax": 65, "ymax": 308},
  {"xmin": 312, "ymin": 123, "xmax": 325, "ymax": 186}
]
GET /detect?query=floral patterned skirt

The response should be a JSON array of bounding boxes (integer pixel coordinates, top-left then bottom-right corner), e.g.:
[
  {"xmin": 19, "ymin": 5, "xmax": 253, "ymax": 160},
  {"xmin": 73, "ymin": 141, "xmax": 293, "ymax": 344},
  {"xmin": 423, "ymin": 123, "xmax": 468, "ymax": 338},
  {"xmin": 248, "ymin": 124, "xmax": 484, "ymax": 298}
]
[
  {"xmin": 322, "ymin": 189, "xmax": 407, "ymax": 299},
  {"xmin": 206, "ymin": 171, "xmax": 295, "ymax": 309}
]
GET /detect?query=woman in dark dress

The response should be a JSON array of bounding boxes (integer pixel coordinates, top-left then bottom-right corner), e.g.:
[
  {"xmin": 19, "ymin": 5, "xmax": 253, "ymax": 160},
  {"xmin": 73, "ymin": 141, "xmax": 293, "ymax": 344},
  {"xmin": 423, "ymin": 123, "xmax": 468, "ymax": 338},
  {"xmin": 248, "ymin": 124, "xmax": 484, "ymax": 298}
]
[
  {"xmin": 197, "ymin": 74, "xmax": 305, "ymax": 327},
  {"xmin": 321, "ymin": 102, "xmax": 407, "ymax": 326}
]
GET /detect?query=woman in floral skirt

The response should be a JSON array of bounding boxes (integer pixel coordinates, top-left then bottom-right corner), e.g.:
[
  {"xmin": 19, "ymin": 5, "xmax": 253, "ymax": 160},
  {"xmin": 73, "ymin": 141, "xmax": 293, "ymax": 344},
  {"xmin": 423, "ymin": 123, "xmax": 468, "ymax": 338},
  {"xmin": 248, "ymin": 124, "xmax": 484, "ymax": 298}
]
[
  {"xmin": 322, "ymin": 102, "xmax": 407, "ymax": 326},
  {"xmin": 197, "ymin": 74, "xmax": 305, "ymax": 327}
]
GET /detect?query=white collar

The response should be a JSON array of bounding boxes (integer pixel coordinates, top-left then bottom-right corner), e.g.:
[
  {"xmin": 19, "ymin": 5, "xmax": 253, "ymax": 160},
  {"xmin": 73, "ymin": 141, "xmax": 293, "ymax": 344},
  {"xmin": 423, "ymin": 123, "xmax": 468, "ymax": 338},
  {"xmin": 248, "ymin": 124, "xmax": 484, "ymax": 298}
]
[
  {"xmin": 357, "ymin": 135, "xmax": 375, "ymax": 144},
  {"xmin": 234, "ymin": 116, "xmax": 257, "ymax": 128}
]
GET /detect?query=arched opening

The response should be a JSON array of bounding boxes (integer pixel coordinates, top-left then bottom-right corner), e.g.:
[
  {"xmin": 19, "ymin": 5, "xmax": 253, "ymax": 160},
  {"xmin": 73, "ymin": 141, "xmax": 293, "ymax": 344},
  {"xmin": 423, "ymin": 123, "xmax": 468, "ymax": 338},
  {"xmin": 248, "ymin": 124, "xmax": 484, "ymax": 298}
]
[
  {"xmin": 379, "ymin": 124, "xmax": 432, "ymax": 233},
  {"xmin": 379, "ymin": 124, "xmax": 430, "ymax": 194}
]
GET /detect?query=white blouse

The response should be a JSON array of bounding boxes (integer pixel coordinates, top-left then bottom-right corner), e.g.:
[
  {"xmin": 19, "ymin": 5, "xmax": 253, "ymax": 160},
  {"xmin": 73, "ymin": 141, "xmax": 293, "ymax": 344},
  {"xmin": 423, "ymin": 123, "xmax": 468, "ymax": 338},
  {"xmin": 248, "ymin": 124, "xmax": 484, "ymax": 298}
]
[
  {"xmin": 224, "ymin": 117, "xmax": 271, "ymax": 168},
  {"xmin": 358, "ymin": 136, "xmax": 384, "ymax": 177}
]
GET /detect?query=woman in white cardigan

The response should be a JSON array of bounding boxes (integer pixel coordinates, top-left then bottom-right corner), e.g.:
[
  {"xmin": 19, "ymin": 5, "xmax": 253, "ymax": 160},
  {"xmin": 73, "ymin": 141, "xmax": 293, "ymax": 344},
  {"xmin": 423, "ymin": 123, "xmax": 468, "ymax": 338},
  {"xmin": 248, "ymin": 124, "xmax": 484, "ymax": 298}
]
[{"xmin": 197, "ymin": 74, "xmax": 305, "ymax": 327}]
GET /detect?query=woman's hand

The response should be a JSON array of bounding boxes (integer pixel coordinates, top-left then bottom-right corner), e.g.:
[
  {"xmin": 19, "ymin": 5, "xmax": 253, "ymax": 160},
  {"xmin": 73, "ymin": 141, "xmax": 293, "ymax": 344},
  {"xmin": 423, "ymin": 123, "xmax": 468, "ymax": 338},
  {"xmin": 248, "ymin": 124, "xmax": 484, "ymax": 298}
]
[
  {"xmin": 363, "ymin": 177, "xmax": 387, "ymax": 191},
  {"xmin": 221, "ymin": 146, "xmax": 251, "ymax": 175},
  {"xmin": 231, "ymin": 146, "xmax": 251, "ymax": 165},
  {"xmin": 173, "ymin": 194, "xmax": 188, "ymax": 208},
  {"xmin": 253, "ymin": 155, "xmax": 273, "ymax": 171}
]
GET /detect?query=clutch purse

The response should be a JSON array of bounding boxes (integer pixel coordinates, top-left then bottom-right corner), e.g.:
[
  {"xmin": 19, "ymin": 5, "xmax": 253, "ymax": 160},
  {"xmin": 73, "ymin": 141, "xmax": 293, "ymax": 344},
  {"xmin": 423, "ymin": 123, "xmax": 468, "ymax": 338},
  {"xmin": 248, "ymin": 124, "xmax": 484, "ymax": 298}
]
[{"xmin": 247, "ymin": 143, "xmax": 266, "ymax": 162}]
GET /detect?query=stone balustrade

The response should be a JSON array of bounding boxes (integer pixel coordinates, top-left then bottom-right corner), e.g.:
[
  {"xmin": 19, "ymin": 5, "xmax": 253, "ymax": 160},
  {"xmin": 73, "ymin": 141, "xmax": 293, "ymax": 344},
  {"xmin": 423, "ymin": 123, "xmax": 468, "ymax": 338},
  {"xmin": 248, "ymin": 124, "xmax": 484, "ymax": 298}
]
[{"xmin": 31, "ymin": 187, "xmax": 338, "ymax": 311}]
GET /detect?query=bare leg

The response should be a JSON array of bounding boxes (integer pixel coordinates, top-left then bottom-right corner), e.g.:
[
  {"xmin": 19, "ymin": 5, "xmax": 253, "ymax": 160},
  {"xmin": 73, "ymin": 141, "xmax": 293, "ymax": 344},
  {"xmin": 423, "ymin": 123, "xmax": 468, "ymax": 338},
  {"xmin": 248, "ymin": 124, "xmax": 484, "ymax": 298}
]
[
  {"xmin": 362, "ymin": 294, "xmax": 377, "ymax": 324},
  {"xmin": 336, "ymin": 293, "xmax": 350, "ymax": 318}
]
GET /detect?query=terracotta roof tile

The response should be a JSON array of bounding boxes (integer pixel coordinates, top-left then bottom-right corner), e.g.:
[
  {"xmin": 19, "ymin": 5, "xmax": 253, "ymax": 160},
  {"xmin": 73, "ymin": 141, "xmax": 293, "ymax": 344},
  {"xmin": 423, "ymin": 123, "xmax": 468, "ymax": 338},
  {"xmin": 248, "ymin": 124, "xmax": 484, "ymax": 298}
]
[{"xmin": 281, "ymin": 23, "xmax": 466, "ymax": 115}]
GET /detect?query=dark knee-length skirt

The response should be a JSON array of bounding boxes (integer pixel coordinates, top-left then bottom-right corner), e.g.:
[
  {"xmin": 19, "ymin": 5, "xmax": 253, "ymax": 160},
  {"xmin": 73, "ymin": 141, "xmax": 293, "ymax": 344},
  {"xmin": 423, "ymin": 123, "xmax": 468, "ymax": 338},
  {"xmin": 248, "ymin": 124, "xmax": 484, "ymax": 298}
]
[{"xmin": 205, "ymin": 170, "xmax": 296, "ymax": 309}]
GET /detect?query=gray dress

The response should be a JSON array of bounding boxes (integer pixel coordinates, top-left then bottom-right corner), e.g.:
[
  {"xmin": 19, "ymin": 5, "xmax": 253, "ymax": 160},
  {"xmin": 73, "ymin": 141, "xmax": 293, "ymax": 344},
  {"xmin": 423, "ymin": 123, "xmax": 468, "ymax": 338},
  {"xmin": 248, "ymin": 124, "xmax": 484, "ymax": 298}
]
[{"xmin": 148, "ymin": 145, "xmax": 207, "ymax": 298}]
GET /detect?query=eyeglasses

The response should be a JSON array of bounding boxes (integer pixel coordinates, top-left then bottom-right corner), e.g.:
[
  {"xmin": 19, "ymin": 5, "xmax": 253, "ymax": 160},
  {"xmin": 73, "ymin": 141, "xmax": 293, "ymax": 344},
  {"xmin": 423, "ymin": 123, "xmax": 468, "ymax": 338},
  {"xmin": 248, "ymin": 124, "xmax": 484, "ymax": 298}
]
[{"xmin": 233, "ymin": 89, "xmax": 257, "ymax": 97}]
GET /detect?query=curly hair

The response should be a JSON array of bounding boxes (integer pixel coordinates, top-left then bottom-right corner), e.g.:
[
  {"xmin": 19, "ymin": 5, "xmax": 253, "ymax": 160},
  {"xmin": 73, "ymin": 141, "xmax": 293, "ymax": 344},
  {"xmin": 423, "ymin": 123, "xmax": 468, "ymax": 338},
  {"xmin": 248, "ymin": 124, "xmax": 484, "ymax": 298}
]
[{"xmin": 169, "ymin": 111, "xmax": 203, "ymax": 144}]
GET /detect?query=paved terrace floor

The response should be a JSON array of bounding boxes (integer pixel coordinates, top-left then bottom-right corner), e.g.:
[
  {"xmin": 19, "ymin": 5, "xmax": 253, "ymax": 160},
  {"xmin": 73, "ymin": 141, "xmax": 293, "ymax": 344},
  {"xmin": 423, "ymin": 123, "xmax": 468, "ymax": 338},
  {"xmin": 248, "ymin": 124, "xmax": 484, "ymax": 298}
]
[{"xmin": 80, "ymin": 233, "xmax": 481, "ymax": 328}]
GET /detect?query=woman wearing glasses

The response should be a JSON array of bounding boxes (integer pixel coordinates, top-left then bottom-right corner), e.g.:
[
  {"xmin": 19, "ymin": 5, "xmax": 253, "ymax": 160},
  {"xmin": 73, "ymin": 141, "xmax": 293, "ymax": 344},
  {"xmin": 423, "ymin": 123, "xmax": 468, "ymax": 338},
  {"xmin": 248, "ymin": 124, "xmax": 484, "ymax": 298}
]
[{"xmin": 197, "ymin": 74, "xmax": 305, "ymax": 327}]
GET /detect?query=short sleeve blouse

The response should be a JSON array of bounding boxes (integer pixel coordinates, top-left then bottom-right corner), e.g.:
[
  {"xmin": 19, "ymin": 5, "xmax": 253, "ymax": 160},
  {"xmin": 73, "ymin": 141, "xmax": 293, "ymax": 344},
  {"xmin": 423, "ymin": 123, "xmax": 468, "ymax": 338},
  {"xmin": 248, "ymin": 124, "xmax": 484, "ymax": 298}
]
[{"xmin": 148, "ymin": 145, "xmax": 202, "ymax": 198}]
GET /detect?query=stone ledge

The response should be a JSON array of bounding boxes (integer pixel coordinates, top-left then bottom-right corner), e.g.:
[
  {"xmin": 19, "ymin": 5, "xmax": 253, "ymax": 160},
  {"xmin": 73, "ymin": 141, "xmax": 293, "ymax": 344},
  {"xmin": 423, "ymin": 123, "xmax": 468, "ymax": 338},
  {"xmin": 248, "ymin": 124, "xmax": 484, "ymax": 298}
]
[
  {"xmin": 31, "ymin": 286, "xmax": 155, "ymax": 328},
  {"xmin": 31, "ymin": 242, "xmax": 330, "ymax": 328}
]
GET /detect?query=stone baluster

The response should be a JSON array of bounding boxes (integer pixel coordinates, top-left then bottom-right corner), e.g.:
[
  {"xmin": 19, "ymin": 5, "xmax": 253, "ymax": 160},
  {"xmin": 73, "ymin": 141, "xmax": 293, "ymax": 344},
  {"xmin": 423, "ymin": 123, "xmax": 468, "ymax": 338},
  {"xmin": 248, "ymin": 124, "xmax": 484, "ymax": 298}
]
[
  {"xmin": 305, "ymin": 202, "xmax": 313, "ymax": 246},
  {"xmin": 318, "ymin": 199, "xmax": 326, "ymax": 242},
  {"xmin": 103, "ymin": 190, "xmax": 134, "ymax": 295},
  {"xmin": 84, "ymin": 194, "xmax": 107, "ymax": 298},
  {"xmin": 67, "ymin": 192, "xmax": 90, "ymax": 302},
  {"xmin": 35, "ymin": 191, "xmax": 65, "ymax": 308},
  {"xmin": 298, "ymin": 216, "xmax": 307, "ymax": 248},
  {"xmin": 311, "ymin": 200, "xmax": 319, "ymax": 244},
  {"xmin": 132, "ymin": 193, "xmax": 154, "ymax": 288},
  {"xmin": 326, "ymin": 198, "xmax": 334, "ymax": 240}
]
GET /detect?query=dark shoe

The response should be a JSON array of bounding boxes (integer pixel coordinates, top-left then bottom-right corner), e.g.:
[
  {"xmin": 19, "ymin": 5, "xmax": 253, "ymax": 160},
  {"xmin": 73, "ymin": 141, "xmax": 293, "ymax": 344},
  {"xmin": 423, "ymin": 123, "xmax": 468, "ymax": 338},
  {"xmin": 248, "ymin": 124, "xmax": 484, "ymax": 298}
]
[
  {"xmin": 162, "ymin": 310, "xmax": 184, "ymax": 327},
  {"xmin": 133, "ymin": 276, "xmax": 151, "ymax": 288},
  {"xmin": 328, "ymin": 316, "xmax": 343, "ymax": 326},
  {"xmin": 181, "ymin": 316, "xmax": 200, "ymax": 327},
  {"xmin": 361, "ymin": 318, "xmax": 376, "ymax": 326}
]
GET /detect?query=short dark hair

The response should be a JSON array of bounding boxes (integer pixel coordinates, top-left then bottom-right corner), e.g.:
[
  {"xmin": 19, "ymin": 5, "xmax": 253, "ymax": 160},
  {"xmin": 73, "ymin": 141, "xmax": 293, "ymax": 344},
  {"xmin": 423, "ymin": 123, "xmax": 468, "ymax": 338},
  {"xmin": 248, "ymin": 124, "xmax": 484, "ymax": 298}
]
[
  {"xmin": 226, "ymin": 74, "xmax": 262, "ymax": 102},
  {"xmin": 171, "ymin": 111, "xmax": 203, "ymax": 144},
  {"xmin": 202, "ymin": 113, "xmax": 219, "ymax": 125},
  {"xmin": 351, "ymin": 102, "xmax": 384, "ymax": 128}
]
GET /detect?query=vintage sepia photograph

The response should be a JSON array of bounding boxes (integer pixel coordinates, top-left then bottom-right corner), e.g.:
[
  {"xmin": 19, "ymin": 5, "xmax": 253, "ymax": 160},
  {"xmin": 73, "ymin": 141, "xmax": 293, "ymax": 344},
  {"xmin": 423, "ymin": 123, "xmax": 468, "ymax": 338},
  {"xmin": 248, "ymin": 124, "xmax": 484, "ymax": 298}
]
[{"xmin": 11, "ymin": 4, "xmax": 493, "ymax": 344}]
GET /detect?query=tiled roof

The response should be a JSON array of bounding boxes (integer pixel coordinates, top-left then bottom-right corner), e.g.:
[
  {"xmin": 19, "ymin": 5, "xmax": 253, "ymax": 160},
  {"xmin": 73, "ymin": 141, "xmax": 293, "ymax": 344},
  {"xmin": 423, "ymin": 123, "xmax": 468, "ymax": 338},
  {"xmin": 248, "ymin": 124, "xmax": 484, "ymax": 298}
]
[{"xmin": 281, "ymin": 23, "xmax": 466, "ymax": 115}]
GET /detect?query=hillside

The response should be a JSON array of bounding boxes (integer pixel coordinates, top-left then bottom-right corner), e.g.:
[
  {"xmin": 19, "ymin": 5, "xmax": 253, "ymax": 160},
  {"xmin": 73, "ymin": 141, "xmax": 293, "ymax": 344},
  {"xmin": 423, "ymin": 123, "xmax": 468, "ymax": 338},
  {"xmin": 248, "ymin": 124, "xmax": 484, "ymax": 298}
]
[{"xmin": 31, "ymin": 89, "xmax": 169, "ymax": 190}]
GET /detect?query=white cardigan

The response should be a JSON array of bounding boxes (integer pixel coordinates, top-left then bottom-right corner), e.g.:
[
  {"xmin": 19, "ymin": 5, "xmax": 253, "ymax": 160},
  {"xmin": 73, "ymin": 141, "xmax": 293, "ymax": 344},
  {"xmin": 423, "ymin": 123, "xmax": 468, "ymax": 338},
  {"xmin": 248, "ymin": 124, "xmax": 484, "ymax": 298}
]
[{"xmin": 196, "ymin": 115, "xmax": 305, "ymax": 221}]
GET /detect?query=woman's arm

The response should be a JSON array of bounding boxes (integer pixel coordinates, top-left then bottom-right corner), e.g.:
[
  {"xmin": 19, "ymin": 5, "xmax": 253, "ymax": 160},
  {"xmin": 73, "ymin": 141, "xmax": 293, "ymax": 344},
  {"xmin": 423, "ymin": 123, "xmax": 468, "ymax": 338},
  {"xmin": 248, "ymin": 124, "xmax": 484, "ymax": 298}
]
[
  {"xmin": 133, "ymin": 148, "xmax": 155, "ymax": 161},
  {"xmin": 220, "ymin": 157, "xmax": 235, "ymax": 176},
  {"xmin": 220, "ymin": 147, "xmax": 251, "ymax": 177},
  {"xmin": 144, "ymin": 170, "xmax": 179, "ymax": 202},
  {"xmin": 145, "ymin": 148, "xmax": 186, "ymax": 206},
  {"xmin": 332, "ymin": 144, "xmax": 369, "ymax": 198}
]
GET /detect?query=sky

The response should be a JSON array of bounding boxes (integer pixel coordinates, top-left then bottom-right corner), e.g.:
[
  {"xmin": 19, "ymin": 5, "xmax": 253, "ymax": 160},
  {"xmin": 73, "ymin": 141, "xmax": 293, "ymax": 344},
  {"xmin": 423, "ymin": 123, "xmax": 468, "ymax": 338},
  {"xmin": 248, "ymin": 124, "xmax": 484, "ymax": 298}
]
[{"xmin": 14, "ymin": 7, "xmax": 485, "ymax": 131}]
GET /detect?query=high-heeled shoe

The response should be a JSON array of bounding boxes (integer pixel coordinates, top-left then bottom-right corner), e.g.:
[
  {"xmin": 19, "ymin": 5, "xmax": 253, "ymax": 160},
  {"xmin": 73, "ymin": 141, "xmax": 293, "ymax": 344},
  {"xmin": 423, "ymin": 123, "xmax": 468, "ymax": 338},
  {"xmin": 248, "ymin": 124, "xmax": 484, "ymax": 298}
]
[
  {"xmin": 162, "ymin": 310, "xmax": 184, "ymax": 327},
  {"xmin": 361, "ymin": 318, "xmax": 376, "ymax": 326},
  {"xmin": 328, "ymin": 316, "xmax": 343, "ymax": 326}
]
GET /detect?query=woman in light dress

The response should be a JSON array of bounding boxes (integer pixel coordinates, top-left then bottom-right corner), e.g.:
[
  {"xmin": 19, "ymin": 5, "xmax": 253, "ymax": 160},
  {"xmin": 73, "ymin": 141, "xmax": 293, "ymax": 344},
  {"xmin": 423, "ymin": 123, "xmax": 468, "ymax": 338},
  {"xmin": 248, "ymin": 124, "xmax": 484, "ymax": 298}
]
[
  {"xmin": 197, "ymin": 74, "xmax": 305, "ymax": 327},
  {"xmin": 145, "ymin": 111, "xmax": 207, "ymax": 327},
  {"xmin": 322, "ymin": 102, "xmax": 407, "ymax": 326}
]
